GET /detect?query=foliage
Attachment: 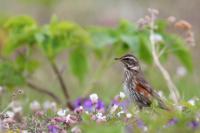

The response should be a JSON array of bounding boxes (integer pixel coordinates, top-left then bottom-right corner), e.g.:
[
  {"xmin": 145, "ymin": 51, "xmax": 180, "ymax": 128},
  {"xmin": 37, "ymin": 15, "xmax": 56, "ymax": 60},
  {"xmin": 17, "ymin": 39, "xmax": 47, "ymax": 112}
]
[
  {"xmin": 0, "ymin": 13, "xmax": 196, "ymax": 132},
  {"xmin": 0, "ymin": 16, "xmax": 192, "ymax": 97}
]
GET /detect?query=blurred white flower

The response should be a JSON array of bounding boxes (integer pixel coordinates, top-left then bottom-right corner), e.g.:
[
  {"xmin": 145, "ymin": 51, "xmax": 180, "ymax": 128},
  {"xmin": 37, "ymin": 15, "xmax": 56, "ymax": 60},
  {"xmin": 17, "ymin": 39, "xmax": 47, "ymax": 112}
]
[
  {"xmin": 175, "ymin": 105, "xmax": 185, "ymax": 111},
  {"xmin": 90, "ymin": 93, "xmax": 98, "ymax": 103},
  {"xmin": 1, "ymin": 122, "xmax": 9, "ymax": 129},
  {"xmin": 119, "ymin": 92, "xmax": 126, "ymax": 99},
  {"xmin": 143, "ymin": 126, "xmax": 148, "ymax": 132},
  {"xmin": 5, "ymin": 111, "xmax": 14, "ymax": 118},
  {"xmin": 85, "ymin": 111, "xmax": 89, "ymax": 115},
  {"xmin": 57, "ymin": 109, "xmax": 68, "ymax": 117},
  {"xmin": 117, "ymin": 111, "xmax": 125, "ymax": 117},
  {"xmin": 71, "ymin": 126, "xmax": 81, "ymax": 133},
  {"xmin": 96, "ymin": 112, "xmax": 106, "ymax": 122},
  {"xmin": 110, "ymin": 104, "xmax": 118, "ymax": 114},
  {"xmin": 21, "ymin": 130, "xmax": 28, "ymax": 133},
  {"xmin": 188, "ymin": 99, "xmax": 196, "ymax": 106},
  {"xmin": 176, "ymin": 66, "xmax": 187, "ymax": 77},
  {"xmin": 126, "ymin": 113, "xmax": 132, "ymax": 118},
  {"xmin": 30, "ymin": 100, "xmax": 41, "ymax": 112},
  {"xmin": 43, "ymin": 101, "xmax": 57, "ymax": 112},
  {"xmin": 157, "ymin": 91, "xmax": 164, "ymax": 97},
  {"xmin": 0, "ymin": 86, "xmax": 3, "ymax": 95},
  {"xmin": 150, "ymin": 34, "xmax": 163, "ymax": 43},
  {"xmin": 167, "ymin": 16, "xmax": 176, "ymax": 23},
  {"xmin": 10, "ymin": 101, "xmax": 22, "ymax": 113}
]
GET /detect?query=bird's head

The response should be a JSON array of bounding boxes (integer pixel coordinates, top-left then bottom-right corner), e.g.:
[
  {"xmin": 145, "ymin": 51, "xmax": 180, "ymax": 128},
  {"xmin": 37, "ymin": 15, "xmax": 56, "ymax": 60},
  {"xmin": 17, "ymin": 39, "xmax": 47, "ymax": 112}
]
[{"xmin": 115, "ymin": 54, "xmax": 140, "ymax": 72}]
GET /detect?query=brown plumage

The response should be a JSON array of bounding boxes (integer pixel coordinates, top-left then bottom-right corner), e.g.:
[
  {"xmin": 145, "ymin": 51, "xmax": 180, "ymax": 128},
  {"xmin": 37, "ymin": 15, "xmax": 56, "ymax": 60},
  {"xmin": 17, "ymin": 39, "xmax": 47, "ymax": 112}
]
[{"xmin": 115, "ymin": 54, "xmax": 169, "ymax": 110}]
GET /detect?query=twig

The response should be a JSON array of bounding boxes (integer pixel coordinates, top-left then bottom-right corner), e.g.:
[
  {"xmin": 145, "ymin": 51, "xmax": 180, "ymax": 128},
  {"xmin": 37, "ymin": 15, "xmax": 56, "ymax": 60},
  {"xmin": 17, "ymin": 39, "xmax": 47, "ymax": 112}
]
[
  {"xmin": 27, "ymin": 81, "xmax": 62, "ymax": 104},
  {"xmin": 0, "ymin": 102, "xmax": 12, "ymax": 115},
  {"xmin": 149, "ymin": 10, "xmax": 180, "ymax": 104},
  {"xmin": 50, "ymin": 61, "xmax": 73, "ymax": 110}
]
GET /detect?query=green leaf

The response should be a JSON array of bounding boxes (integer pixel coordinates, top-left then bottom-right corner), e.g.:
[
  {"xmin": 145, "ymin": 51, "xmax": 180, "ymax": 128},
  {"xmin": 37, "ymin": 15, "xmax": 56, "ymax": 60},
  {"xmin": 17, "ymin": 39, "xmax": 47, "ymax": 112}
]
[
  {"xmin": 118, "ymin": 19, "xmax": 137, "ymax": 34},
  {"xmin": 120, "ymin": 35, "xmax": 140, "ymax": 56},
  {"xmin": 138, "ymin": 34, "xmax": 153, "ymax": 64},
  {"xmin": 36, "ymin": 19, "xmax": 90, "ymax": 59},
  {"xmin": 3, "ymin": 16, "xmax": 37, "ymax": 55},
  {"xmin": 68, "ymin": 47, "xmax": 89, "ymax": 82},
  {"xmin": 0, "ymin": 62, "xmax": 25, "ymax": 87},
  {"xmin": 89, "ymin": 27, "xmax": 117, "ymax": 48},
  {"xmin": 164, "ymin": 34, "xmax": 193, "ymax": 71}
]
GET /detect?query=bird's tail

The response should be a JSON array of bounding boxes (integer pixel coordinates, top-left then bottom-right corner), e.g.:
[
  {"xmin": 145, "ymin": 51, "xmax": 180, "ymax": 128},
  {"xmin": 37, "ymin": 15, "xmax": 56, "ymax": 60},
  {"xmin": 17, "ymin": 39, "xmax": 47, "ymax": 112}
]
[{"xmin": 152, "ymin": 91, "xmax": 171, "ymax": 111}]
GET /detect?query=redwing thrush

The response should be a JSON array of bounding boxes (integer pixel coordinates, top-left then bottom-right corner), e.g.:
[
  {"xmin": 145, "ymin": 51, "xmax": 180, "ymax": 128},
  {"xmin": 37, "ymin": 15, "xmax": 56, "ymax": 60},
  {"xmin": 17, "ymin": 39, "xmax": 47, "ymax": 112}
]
[{"xmin": 115, "ymin": 54, "xmax": 169, "ymax": 110}]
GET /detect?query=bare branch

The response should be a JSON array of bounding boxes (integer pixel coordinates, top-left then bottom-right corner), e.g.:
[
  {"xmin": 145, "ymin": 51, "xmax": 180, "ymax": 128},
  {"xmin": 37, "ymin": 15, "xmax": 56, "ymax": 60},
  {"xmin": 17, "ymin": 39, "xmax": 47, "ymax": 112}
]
[
  {"xmin": 27, "ymin": 81, "xmax": 62, "ymax": 104},
  {"xmin": 149, "ymin": 9, "xmax": 180, "ymax": 104},
  {"xmin": 50, "ymin": 61, "xmax": 73, "ymax": 110}
]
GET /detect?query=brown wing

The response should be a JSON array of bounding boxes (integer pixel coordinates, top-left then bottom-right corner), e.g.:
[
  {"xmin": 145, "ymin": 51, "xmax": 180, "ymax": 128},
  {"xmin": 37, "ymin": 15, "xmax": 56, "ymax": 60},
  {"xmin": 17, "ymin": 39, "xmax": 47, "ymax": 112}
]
[
  {"xmin": 136, "ymin": 73, "xmax": 170, "ymax": 110},
  {"xmin": 136, "ymin": 73, "xmax": 153, "ymax": 95}
]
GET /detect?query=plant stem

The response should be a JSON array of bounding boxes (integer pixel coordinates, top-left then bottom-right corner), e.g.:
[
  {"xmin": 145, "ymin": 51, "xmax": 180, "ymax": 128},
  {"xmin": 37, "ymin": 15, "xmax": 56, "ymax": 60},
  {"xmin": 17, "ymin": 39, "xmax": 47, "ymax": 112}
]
[
  {"xmin": 149, "ymin": 12, "xmax": 180, "ymax": 104},
  {"xmin": 26, "ymin": 81, "xmax": 61, "ymax": 104},
  {"xmin": 50, "ymin": 61, "xmax": 73, "ymax": 110}
]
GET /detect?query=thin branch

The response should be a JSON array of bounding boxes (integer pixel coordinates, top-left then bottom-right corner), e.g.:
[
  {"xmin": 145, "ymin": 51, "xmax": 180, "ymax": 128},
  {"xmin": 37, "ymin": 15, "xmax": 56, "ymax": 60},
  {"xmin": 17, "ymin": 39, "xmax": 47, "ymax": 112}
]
[
  {"xmin": 26, "ymin": 81, "xmax": 62, "ymax": 104},
  {"xmin": 50, "ymin": 61, "xmax": 73, "ymax": 110},
  {"xmin": 149, "ymin": 11, "xmax": 180, "ymax": 104}
]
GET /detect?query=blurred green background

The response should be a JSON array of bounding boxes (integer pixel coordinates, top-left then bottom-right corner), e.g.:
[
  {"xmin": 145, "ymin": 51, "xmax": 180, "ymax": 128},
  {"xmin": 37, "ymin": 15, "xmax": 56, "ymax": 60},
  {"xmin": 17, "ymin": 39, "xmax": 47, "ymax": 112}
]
[{"xmin": 0, "ymin": 0, "xmax": 199, "ymax": 105}]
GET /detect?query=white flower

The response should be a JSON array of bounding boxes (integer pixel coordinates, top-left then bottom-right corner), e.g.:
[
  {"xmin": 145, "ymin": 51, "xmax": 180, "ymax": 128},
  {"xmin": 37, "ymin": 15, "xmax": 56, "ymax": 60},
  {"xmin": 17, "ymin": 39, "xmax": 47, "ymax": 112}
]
[
  {"xmin": 71, "ymin": 126, "xmax": 81, "ymax": 133},
  {"xmin": 126, "ymin": 113, "xmax": 132, "ymax": 118},
  {"xmin": 43, "ymin": 101, "xmax": 57, "ymax": 112},
  {"xmin": 117, "ymin": 111, "xmax": 125, "ymax": 117},
  {"xmin": 143, "ymin": 126, "xmax": 148, "ymax": 132},
  {"xmin": 175, "ymin": 105, "xmax": 185, "ymax": 111},
  {"xmin": 21, "ymin": 130, "xmax": 28, "ymax": 133},
  {"xmin": 57, "ymin": 109, "xmax": 68, "ymax": 116},
  {"xmin": 0, "ymin": 86, "xmax": 3, "ymax": 95},
  {"xmin": 176, "ymin": 66, "xmax": 187, "ymax": 77},
  {"xmin": 96, "ymin": 112, "xmax": 106, "ymax": 121},
  {"xmin": 119, "ymin": 92, "xmax": 126, "ymax": 99},
  {"xmin": 5, "ymin": 111, "xmax": 14, "ymax": 118},
  {"xmin": 30, "ymin": 100, "xmax": 41, "ymax": 112},
  {"xmin": 188, "ymin": 99, "xmax": 196, "ymax": 106},
  {"xmin": 85, "ymin": 111, "xmax": 89, "ymax": 115},
  {"xmin": 10, "ymin": 101, "xmax": 22, "ymax": 113},
  {"xmin": 90, "ymin": 93, "xmax": 98, "ymax": 103},
  {"xmin": 150, "ymin": 34, "xmax": 163, "ymax": 43},
  {"xmin": 110, "ymin": 104, "xmax": 118, "ymax": 114}
]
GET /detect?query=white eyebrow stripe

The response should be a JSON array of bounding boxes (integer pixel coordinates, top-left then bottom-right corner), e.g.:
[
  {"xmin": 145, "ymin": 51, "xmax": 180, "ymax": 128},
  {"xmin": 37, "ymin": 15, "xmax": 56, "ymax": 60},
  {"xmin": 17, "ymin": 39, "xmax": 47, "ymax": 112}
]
[
  {"xmin": 130, "ymin": 66, "xmax": 139, "ymax": 70},
  {"xmin": 124, "ymin": 56, "xmax": 137, "ymax": 61}
]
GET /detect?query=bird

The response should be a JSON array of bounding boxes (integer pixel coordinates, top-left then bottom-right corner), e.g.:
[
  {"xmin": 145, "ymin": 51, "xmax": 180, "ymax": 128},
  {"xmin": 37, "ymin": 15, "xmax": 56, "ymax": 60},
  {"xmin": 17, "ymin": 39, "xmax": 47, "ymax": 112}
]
[{"xmin": 115, "ymin": 54, "xmax": 169, "ymax": 110}]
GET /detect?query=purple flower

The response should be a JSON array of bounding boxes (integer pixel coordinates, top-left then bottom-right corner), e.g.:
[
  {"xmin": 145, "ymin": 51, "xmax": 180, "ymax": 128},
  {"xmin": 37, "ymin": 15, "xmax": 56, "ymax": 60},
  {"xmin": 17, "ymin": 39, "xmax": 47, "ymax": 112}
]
[
  {"xmin": 83, "ymin": 99, "xmax": 93, "ymax": 111},
  {"xmin": 74, "ymin": 98, "xmax": 83, "ymax": 108},
  {"xmin": 73, "ymin": 97, "xmax": 105, "ymax": 112},
  {"xmin": 188, "ymin": 120, "xmax": 199, "ymax": 129},
  {"xmin": 165, "ymin": 118, "xmax": 178, "ymax": 127},
  {"xmin": 111, "ymin": 99, "xmax": 129, "ymax": 110},
  {"xmin": 136, "ymin": 119, "xmax": 145, "ymax": 129},
  {"xmin": 48, "ymin": 125, "xmax": 60, "ymax": 133},
  {"xmin": 96, "ymin": 99, "xmax": 105, "ymax": 110}
]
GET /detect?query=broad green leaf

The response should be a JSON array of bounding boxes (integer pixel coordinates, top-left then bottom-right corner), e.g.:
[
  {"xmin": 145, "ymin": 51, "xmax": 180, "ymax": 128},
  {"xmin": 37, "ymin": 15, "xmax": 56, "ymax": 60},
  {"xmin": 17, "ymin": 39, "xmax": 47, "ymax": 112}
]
[
  {"xmin": 89, "ymin": 27, "xmax": 117, "ymax": 48},
  {"xmin": 36, "ymin": 19, "xmax": 90, "ymax": 59},
  {"xmin": 139, "ymin": 34, "xmax": 153, "ymax": 64},
  {"xmin": 69, "ymin": 47, "xmax": 89, "ymax": 82},
  {"xmin": 118, "ymin": 19, "xmax": 137, "ymax": 34},
  {"xmin": 120, "ymin": 35, "xmax": 140, "ymax": 56},
  {"xmin": 0, "ymin": 62, "xmax": 25, "ymax": 87},
  {"xmin": 164, "ymin": 34, "xmax": 193, "ymax": 71},
  {"xmin": 3, "ymin": 16, "xmax": 37, "ymax": 55}
]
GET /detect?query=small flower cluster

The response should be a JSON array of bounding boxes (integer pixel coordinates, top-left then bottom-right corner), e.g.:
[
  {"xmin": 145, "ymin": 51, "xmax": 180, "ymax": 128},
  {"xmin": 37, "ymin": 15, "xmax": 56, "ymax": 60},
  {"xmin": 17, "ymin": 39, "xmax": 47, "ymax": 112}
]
[
  {"xmin": 137, "ymin": 8, "xmax": 195, "ymax": 47},
  {"xmin": 1, "ymin": 91, "xmax": 200, "ymax": 132}
]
